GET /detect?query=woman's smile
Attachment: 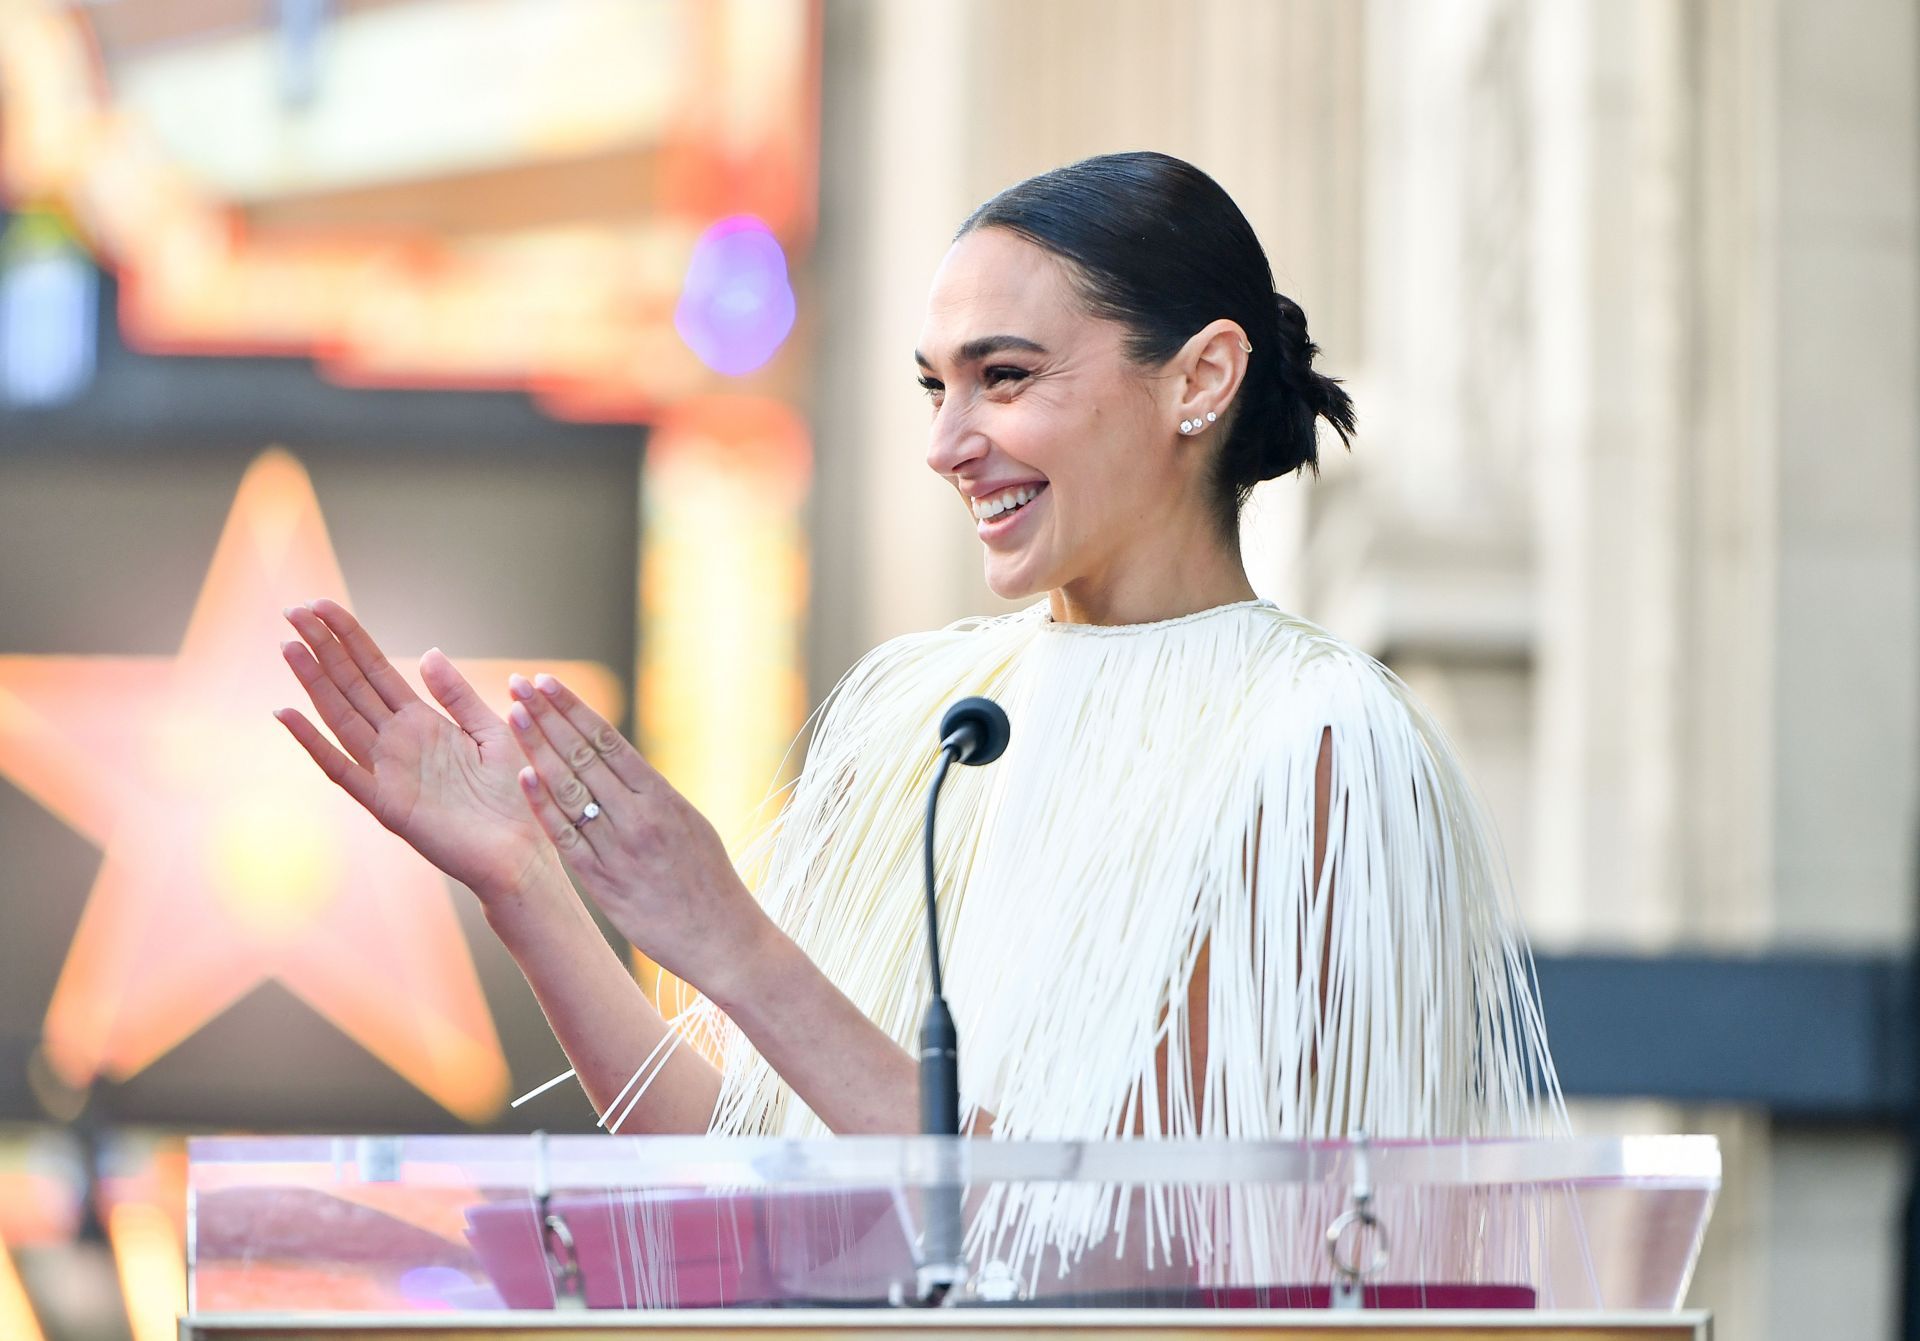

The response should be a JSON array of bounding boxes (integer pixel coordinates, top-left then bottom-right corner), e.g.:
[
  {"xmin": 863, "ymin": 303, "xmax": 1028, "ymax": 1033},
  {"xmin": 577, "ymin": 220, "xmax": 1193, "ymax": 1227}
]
[{"xmin": 971, "ymin": 481, "xmax": 1049, "ymax": 543}]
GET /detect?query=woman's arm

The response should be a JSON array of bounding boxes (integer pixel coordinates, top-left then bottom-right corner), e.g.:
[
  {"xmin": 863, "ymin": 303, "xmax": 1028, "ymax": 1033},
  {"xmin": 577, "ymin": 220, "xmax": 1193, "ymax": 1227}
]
[
  {"xmin": 280, "ymin": 600, "xmax": 925, "ymax": 1135},
  {"xmin": 276, "ymin": 601, "xmax": 724, "ymax": 1131},
  {"xmin": 507, "ymin": 672, "xmax": 926, "ymax": 1135},
  {"xmin": 484, "ymin": 851, "xmax": 724, "ymax": 1132},
  {"xmin": 708, "ymin": 925, "xmax": 923, "ymax": 1134}
]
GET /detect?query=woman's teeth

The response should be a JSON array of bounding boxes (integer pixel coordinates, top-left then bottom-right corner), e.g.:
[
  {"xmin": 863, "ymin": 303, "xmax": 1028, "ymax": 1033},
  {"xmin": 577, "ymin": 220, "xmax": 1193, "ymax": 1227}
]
[{"xmin": 971, "ymin": 484, "xmax": 1043, "ymax": 521}]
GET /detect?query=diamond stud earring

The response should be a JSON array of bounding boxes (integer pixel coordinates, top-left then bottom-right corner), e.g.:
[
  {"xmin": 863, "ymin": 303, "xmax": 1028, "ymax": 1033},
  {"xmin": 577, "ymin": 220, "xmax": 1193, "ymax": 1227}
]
[
  {"xmin": 1205, "ymin": 412, "xmax": 1217, "ymax": 423},
  {"xmin": 1179, "ymin": 419, "xmax": 1195, "ymax": 434}
]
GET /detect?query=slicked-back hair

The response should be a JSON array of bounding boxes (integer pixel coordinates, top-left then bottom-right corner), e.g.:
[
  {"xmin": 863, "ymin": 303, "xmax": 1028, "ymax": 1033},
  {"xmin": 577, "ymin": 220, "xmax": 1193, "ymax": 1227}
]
[{"xmin": 960, "ymin": 152, "xmax": 1355, "ymax": 531}]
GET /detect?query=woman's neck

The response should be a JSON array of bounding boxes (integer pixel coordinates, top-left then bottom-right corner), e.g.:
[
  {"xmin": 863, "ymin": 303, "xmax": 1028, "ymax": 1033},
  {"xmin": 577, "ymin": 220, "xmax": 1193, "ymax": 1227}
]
[{"xmin": 1045, "ymin": 537, "xmax": 1258, "ymax": 627}]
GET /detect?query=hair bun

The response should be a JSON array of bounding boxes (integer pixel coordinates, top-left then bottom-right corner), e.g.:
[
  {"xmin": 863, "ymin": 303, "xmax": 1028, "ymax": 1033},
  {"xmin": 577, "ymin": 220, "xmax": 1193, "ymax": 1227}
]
[
  {"xmin": 1264, "ymin": 290, "xmax": 1355, "ymax": 461},
  {"xmin": 1272, "ymin": 292, "xmax": 1311, "ymax": 352}
]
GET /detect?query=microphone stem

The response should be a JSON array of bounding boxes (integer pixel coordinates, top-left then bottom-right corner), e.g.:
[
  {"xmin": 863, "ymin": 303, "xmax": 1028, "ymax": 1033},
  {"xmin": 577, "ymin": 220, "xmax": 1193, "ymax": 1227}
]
[
  {"xmin": 918, "ymin": 744, "xmax": 964, "ymax": 1300},
  {"xmin": 922, "ymin": 747, "xmax": 956, "ymax": 1001},
  {"xmin": 920, "ymin": 746, "xmax": 962, "ymax": 1143}
]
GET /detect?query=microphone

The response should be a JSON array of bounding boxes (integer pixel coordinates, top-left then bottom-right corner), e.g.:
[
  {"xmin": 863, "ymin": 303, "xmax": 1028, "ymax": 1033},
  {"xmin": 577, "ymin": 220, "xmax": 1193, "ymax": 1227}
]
[
  {"xmin": 920, "ymin": 697, "xmax": 1009, "ymax": 1134},
  {"xmin": 915, "ymin": 695, "xmax": 1010, "ymax": 1304},
  {"xmin": 938, "ymin": 696, "xmax": 1011, "ymax": 768}
]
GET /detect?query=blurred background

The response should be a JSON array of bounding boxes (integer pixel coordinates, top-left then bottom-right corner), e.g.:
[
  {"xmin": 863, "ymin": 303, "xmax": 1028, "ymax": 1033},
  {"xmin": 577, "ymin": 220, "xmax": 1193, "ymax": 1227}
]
[{"xmin": 0, "ymin": 0, "xmax": 1912, "ymax": 1338}]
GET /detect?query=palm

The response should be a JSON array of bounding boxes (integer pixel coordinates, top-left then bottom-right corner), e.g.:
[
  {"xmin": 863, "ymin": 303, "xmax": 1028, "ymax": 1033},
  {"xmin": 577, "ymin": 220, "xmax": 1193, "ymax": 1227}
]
[
  {"xmin": 278, "ymin": 601, "xmax": 550, "ymax": 902},
  {"xmin": 365, "ymin": 703, "xmax": 542, "ymax": 891}
]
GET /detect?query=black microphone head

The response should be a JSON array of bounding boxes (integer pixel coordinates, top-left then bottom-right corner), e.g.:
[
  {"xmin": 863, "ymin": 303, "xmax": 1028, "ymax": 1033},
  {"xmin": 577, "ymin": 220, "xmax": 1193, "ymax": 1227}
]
[{"xmin": 939, "ymin": 696, "xmax": 1010, "ymax": 765}]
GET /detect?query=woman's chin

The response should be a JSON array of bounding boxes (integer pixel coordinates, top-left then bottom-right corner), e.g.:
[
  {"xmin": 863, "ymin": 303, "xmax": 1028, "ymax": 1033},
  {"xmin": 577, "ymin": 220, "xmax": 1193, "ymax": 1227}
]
[{"xmin": 982, "ymin": 555, "xmax": 1047, "ymax": 602}]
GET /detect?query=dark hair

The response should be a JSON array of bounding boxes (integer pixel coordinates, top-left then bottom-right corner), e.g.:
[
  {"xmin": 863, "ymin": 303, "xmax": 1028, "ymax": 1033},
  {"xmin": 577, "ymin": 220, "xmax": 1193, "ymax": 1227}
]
[{"xmin": 958, "ymin": 152, "xmax": 1354, "ymax": 531}]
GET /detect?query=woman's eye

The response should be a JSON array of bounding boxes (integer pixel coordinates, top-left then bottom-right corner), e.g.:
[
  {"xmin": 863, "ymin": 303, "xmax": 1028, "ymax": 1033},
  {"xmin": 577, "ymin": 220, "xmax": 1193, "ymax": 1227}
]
[
  {"xmin": 983, "ymin": 366, "xmax": 1029, "ymax": 388},
  {"xmin": 917, "ymin": 375, "xmax": 944, "ymax": 401}
]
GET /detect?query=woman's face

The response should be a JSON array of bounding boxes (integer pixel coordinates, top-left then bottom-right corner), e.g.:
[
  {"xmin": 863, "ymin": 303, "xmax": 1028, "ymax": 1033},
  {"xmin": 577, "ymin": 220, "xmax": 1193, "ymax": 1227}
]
[{"xmin": 916, "ymin": 228, "xmax": 1201, "ymax": 602}]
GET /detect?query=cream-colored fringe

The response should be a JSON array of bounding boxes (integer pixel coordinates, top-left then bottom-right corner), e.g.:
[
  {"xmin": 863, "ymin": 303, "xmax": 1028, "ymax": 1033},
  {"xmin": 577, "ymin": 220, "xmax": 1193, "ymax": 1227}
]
[{"xmin": 646, "ymin": 599, "xmax": 1563, "ymax": 1146}]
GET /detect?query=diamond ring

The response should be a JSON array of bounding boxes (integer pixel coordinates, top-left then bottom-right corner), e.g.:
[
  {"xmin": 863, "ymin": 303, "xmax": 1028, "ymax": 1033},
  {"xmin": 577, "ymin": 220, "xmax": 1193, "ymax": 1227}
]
[{"xmin": 574, "ymin": 800, "xmax": 601, "ymax": 827}]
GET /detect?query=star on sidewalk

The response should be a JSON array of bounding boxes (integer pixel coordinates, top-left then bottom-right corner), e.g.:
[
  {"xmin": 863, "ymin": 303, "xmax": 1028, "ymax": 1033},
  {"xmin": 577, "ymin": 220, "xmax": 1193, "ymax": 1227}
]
[{"xmin": 0, "ymin": 449, "xmax": 622, "ymax": 1121}]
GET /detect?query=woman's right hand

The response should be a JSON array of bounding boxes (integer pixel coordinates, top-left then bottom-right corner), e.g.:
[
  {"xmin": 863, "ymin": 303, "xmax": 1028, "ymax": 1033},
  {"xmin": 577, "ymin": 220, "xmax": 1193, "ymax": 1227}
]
[{"xmin": 275, "ymin": 600, "xmax": 553, "ymax": 903}]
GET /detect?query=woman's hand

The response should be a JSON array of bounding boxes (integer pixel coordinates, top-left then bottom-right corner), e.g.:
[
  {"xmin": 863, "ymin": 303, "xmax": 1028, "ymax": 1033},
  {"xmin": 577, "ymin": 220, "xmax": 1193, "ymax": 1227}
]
[
  {"xmin": 275, "ymin": 600, "xmax": 554, "ymax": 904},
  {"xmin": 504, "ymin": 671, "xmax": 773, "ymax": 1002}
]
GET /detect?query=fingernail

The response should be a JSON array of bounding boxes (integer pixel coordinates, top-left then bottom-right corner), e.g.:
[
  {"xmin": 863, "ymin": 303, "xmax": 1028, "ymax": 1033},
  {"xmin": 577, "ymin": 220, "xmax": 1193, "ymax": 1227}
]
[
  {"xmin": 279, "ymin": 640, "xmax": 296, "ymax": 655},
  {"xmin": 508, "ymin": 674, "xmax": 533, "ymax": 700},
  {"xmin": 282, "ymin": 605, "xmax": 302, "ymax": 619},
  {"xmin": 534, "ymin": 673, "xmax": 560, "ymax": 696},
  {"xmin": 509, "ymin": 703, "xmax": 532, "ymax": 730},
  {"xmin": 518, "ymin": 767, "xmax": 539, "ymax": 789}
]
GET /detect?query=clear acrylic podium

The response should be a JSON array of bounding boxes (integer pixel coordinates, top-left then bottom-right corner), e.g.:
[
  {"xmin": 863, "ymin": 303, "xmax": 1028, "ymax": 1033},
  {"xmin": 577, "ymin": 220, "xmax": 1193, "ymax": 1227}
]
[{"xmin": 181, "ymin": 1134, "xmax": 1718, "ymax": 1339}]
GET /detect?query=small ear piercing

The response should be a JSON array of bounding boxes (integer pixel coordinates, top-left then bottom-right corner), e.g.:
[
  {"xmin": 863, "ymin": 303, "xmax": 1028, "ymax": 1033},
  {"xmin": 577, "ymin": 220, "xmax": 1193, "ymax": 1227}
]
[{"xmin": 1179, "ymin": 411, "xmax": 1220, "ymax": 435}]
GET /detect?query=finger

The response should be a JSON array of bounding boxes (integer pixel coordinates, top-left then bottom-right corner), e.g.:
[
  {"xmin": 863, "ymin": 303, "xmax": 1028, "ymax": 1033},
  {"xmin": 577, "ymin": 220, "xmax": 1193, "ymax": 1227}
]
[
  {"xmin": 275, "ymin": 708, "xmax": 377, "ymax": 811},
  {"xmin": 528, "ymin": 672, "xmax": 657, "ymax": 793},
  {"xmin": 511, "ymin": 674, "xmax": 632, "ymax": 808},
  {"xmin": 516, "ymin": 765, "xmax": 597, "ymax": 865},
  {"xmin": 422, "ymin": 648, "xmax": 506, "ymax": 743},
  {"xmin": 286, "ymin": 605, "xmax": 392, "ymax": 726},
  {"xmin": 280, "ymin": 639, "xmax": 379, "ymax": 764},
  {"xmin": 507, "ymin": 698, "xmax": 617, "ymax": 840},
  {"xmin": 311, "ymin": 598, "xmax": 422, "ymax": 714}
]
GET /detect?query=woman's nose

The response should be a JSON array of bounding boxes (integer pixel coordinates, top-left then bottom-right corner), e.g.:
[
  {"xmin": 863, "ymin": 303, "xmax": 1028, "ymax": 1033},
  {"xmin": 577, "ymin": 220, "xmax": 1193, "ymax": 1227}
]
[{"xmin": 925, "ymin": 406, "xmax": 988, "ymax": 478}]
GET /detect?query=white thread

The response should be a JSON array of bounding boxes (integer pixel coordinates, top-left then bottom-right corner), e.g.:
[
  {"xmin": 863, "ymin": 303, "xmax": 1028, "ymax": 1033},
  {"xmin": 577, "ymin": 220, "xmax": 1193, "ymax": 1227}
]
[
  {"xmin": 598, "ymin": 1025, "xmax": 688, "ymax": 1132},
  {"xmin": 509, "ymin": 1068, "xmax": 575, "ymax": 1108}
]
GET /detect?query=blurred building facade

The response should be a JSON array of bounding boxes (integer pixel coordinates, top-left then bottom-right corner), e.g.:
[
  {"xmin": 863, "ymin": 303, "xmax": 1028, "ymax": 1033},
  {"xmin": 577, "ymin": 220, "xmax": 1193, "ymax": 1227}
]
[{"xmin": 810, "ymin": 2, "xmax": 1919, "ymax": 1338}]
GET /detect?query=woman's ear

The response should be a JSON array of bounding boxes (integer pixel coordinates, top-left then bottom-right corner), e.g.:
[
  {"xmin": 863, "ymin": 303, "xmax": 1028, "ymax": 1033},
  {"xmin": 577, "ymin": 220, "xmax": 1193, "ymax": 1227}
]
[{"xmin": 1171, "ymin": 320, "xmax": 1251, "ymax": 432}]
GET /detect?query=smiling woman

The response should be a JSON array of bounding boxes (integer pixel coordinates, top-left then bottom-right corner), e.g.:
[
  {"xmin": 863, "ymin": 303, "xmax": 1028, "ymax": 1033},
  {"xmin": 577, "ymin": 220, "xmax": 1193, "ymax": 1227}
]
[
  {"xmin": 913, "ymin": 158, "xmax": 1354, "ymax": 626},
  {"xmin": 683, "ymin": 158, "xmax": 1559, "ymax": 1146},
  {"xmin": 279, "ymin": 153, "xmax": 1561, "ymax": 1163}
]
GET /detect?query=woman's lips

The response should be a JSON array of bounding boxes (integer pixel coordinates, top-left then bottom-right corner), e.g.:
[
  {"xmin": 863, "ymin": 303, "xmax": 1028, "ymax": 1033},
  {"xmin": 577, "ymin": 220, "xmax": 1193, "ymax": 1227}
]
[{"xmin": 975, "ymin": 483, "xmax": 1047, "ymax": 543}]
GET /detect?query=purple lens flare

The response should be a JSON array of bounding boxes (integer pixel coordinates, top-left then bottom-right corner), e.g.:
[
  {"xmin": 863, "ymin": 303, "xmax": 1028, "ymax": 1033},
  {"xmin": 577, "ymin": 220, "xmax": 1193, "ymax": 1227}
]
[{"xmin": 674, "ymin": 216, "xmax": 797, "ymax": 377}]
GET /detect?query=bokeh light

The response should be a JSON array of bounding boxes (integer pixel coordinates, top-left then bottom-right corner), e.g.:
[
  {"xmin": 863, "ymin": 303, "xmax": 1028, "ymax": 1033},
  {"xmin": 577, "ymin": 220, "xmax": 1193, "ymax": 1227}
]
[{"xmin": 673, "ymin": 216, "xmax": 797, "ymax": 377}]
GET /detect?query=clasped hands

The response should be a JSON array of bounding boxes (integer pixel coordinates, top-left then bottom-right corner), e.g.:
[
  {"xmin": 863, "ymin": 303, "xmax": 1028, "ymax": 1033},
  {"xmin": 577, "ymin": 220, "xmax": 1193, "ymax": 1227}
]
[{"xmin": 275, "ymin": 599, "xmax": 767, "ymax": 1000}]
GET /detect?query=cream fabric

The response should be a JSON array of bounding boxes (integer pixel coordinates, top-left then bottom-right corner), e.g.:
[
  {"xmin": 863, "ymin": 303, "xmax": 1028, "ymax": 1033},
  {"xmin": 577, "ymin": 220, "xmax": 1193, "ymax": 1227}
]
[{"xmin": 645, "ymin": 599, "xmax": 1562, "ymax": 1143}]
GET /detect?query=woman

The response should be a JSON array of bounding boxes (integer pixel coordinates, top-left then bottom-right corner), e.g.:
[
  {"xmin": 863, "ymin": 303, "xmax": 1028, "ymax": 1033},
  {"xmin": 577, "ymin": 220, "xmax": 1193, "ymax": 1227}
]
[{"xmin": 278, "ymin": 152, "xmax": 1560, "ymax": 1145}]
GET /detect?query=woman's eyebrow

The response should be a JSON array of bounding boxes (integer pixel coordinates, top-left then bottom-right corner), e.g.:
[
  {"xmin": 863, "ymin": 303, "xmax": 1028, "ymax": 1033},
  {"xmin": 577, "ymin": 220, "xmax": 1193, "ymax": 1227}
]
[{"xmin": 914, "ymin": 335, "xmax": 1050, "ymax": 368}]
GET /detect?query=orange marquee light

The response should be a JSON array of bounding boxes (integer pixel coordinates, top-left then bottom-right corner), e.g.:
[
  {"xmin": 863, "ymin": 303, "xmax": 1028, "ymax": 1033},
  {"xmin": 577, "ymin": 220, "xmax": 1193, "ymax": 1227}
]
[
  {"xmin": 0, "ymin": 450, "xmax": 622, "ymax": 1121},
  {"xmin": 0, "ymin": 0, "xmax": 819, "ymax": 420},
  {"xmin": 640, "ymin": 396, "xmax": 810, "ymax": 848}
]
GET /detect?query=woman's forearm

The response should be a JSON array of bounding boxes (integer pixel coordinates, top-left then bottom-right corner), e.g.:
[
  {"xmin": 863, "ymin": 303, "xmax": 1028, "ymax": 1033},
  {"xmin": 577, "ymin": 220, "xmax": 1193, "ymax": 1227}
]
[
  {"xmin": 484, "ymin": 852, "xmax": 722, "ymax": 1133},
  {"xmin": 492, "ymin": 671, "xmax": 929, "ymax": 1135},
  {"xmin": 497, "ymin": 854, "xmax": 960, "ymax": 1135},
  {"xmin": 708, "ymin": 924, "xmax": 921, "ymax": 1135}
]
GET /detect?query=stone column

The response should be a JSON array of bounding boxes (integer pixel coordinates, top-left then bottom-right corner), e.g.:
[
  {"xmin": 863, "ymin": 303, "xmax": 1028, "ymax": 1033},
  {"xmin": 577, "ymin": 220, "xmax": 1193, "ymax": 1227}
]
[
  {"xmin": 1762, "ymin": 1, "xmax": 1918, "ymax": 1336},
  {"xmin": 1526, "ymin": 0, "xmax": 1918, "ymax": 1335}
]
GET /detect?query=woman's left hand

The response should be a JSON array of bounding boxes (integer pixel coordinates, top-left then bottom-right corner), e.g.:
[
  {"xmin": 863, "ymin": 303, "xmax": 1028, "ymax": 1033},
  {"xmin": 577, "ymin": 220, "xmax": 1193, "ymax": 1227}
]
[{"xmin": 504, "ymin": 671, "xmax": 771, "ymax": 1001}]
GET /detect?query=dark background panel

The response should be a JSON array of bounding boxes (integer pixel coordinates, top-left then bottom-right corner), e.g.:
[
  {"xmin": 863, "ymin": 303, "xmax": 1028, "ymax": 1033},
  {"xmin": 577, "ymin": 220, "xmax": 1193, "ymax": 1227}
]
[{"xmin": 0, "ymin": 280, "xmax": 645, "ymax": 1133}]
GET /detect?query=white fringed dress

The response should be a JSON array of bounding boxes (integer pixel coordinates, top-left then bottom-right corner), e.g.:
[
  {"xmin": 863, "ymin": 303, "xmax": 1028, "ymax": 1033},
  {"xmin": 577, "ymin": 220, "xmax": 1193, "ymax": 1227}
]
[{"xmin": 679, "ymin": 597, "xmax": 1562, "ymax": 1145}]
